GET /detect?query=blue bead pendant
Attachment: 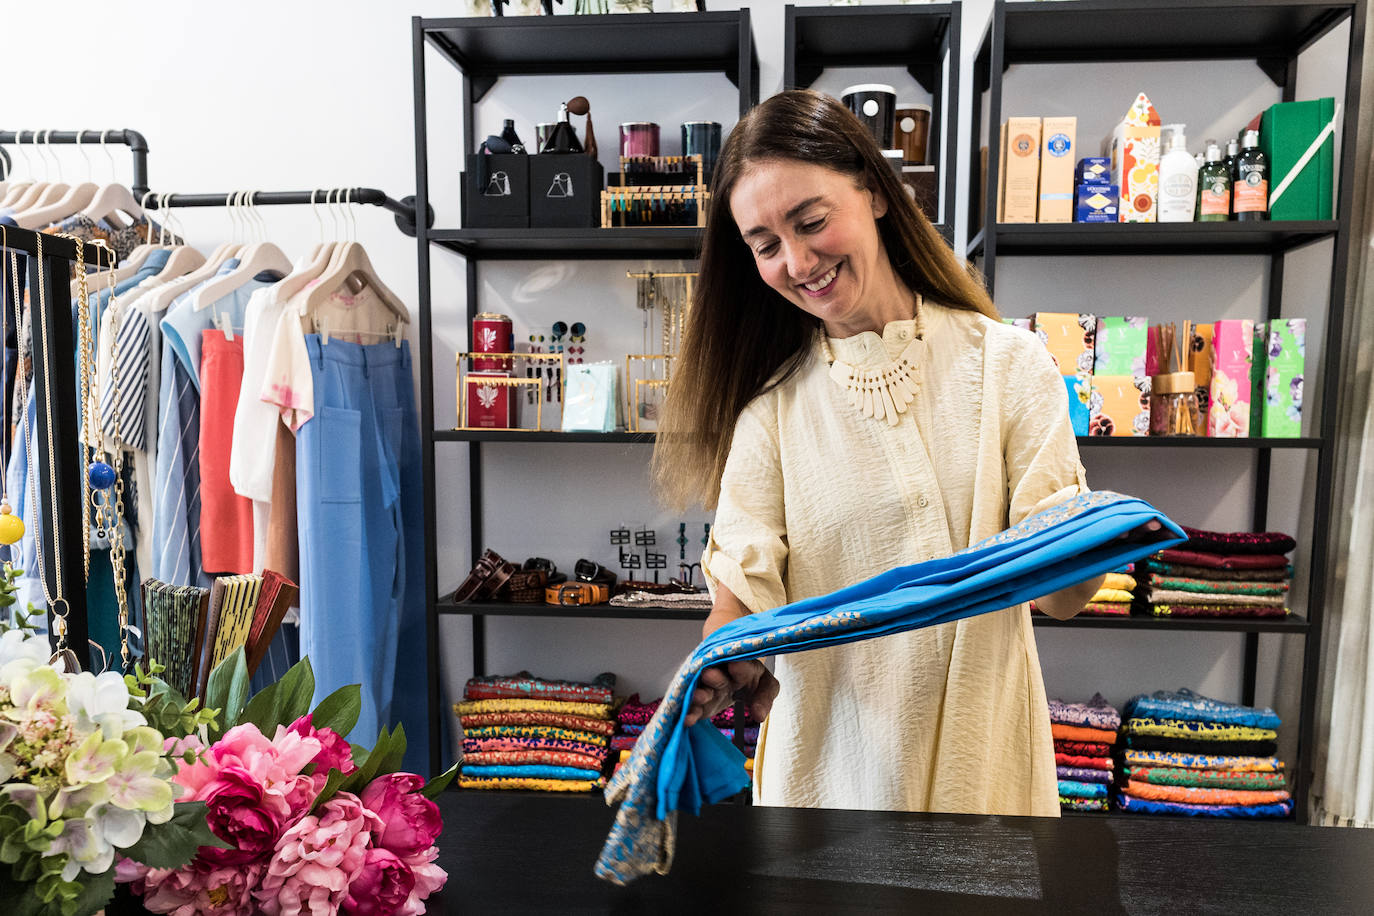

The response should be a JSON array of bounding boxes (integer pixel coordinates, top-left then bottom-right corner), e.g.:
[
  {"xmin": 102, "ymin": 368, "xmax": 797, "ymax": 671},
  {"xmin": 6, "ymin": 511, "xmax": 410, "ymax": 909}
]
[{"xmin": 89, "ymin": 462, "xmax": 116, "ymax": 490}]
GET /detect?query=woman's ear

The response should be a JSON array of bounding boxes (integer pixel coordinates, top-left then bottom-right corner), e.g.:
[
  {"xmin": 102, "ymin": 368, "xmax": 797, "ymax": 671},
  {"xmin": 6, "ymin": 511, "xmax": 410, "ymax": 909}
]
[{"xmin": 868, "ymin": 184, "xmax": 889, "ymax": 219}]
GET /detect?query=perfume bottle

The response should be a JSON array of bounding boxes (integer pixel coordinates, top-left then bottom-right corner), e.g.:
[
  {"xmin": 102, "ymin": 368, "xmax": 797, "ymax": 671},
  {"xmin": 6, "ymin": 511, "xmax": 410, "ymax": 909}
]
[
  {"xmin": 500, "ymin": 119, "xmax": 526, "ymax": 154},
  {"xmin": 540, "ymin": 102, "xmax": 583, "ymax": 154}
]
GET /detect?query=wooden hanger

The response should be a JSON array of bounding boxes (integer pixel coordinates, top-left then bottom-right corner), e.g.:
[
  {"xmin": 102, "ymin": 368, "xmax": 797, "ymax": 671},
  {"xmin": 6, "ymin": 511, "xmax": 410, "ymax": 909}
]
[
  {"xmin": 80, "ymin": 182, "xmax": 145, "ymax": 227},
  {"xmin": 190, "ymin": 193, "xmax": 291, "ymax": 311},
  {"xmin": 15, "ymin": 181, "xmax": 99, "ymax": 230},
  {"xmin": 300, "ymin": 241, "xmax": 409, "ymax": 324}
]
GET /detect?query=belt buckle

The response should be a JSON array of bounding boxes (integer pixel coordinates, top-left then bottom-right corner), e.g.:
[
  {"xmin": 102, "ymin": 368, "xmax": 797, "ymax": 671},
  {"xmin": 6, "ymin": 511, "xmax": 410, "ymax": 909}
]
[{"xmin": 558, "ymin": 583, "xmax": 584, "ymax": 607}]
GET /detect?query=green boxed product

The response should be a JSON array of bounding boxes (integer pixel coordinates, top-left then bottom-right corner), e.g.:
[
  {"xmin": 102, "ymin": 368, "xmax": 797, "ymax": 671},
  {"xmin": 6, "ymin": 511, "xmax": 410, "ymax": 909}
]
[
  {"xmin": 1092, "ymin": 316, "xmax": 1148, "ymax": 377},
  {"xmin": 1260, "ymin": 98, "xmax": 1336, "ymax": 221},
  {"xmin": 1250, "ymin": 323, "xmax": 1267, "ymax": 436},
  {"xmin": 1261, "ymin": 319, "xmax": 1305, "ymax": 438}
]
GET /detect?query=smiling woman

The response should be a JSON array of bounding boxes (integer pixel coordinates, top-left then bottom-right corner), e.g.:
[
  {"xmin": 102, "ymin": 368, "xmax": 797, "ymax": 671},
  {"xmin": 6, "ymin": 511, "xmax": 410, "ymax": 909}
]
[{"xmin": 652, "ymin": 89, "xmax": 1108, "ymax": 817}]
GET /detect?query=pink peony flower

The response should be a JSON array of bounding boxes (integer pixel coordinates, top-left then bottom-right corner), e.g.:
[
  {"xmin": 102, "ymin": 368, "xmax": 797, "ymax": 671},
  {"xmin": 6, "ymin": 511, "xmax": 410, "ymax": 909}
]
[
  {"xmin": 342, "ymin": 848, "xmax": 415, "ymax": 916},
  {"xmin": 254, "ymin": 792, "xmax": 380, "ymax": 916},
  {"xmin": 138, "ymin": 858, "xmax": 267, "ymax": 915},
  {"xmin": 199, "ymin": 765, "xmax": 286, "ymax": 864},
  {"xmin": 397, "ymin": 845, "xmax": 448, "ymax": 916},
  {"xmin": 359, "ymin": 773, "xmax": 442, "ymax": 859},
  {"xmin": 284, "ymin": 714, "xmax": 357, "ymax": 782}
]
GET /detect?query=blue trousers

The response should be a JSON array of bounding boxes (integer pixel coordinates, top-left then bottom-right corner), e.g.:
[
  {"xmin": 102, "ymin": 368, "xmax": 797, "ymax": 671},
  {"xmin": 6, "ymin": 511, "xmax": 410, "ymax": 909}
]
[{"xmin": 297, "ymin": 336, "xmax": 427, "ymax": 772}]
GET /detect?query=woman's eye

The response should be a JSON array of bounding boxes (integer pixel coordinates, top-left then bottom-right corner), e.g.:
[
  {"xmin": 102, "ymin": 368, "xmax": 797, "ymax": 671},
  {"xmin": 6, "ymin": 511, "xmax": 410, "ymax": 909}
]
[
  {"xmin": 800, "ymin": 219, "xmax": 825, "ymax": 233},
  {"xmin": 754, "ymin": 242, "xmax": 778, "ymax": 258}
]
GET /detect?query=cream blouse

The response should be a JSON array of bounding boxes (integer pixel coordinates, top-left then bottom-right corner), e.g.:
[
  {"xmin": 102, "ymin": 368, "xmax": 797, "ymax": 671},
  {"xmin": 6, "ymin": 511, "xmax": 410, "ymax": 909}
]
[{"xmin": 702, "ymin": 302, "xmax": 1088, "ymax": 816}]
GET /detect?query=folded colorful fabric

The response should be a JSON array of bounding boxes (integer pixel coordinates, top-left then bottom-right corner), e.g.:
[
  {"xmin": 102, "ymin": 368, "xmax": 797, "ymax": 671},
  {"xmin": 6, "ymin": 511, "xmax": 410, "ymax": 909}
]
[
  {"xmin": 1058, "ymin": 766, "xmax": 1112, "ymax": 784},
  {"xmin": 463, "ymin": 736, "xmax": 609, "ymax": 760},
  {"xmin": 1145, "ymin": 575, "xmax": 1289, "ymax": 596},
  {"xmin": 1048, "ymin": 693, "xmax": 1122, "ymax": 731},
  {"xmin": 1101, "ymin": 572, "xmax": 1137, "ymax": 591},
  {"xmin": 621, "ymin": 723, "xmax": 646, "ymax": 736},
  {"xmin": 1123, "ymin": 718, "xmax": 1277, "ymax": 742},
  {"xmin": 458, "ymin": 711, "xmax": 618, "ymax": 736},
  {"xmin": 461, "ymin": 750, "xmax": 606, "ymax": 771},
  {"xmin": 1090, "ymin": 587, "xmax": 1136, "ymax": 604},
  {"xmin": 610, "ymin": 735, "xmax": 639, "ymax": 752},
  {"xmin": 1057, "ymin": 780, "xmax": 1108, "ymax": 799},
  {"xmin": 1122, "ymin": 766, "xmax": 1287, "ymax": 791},
  {"xmin": 465, "ymin": 671, "xmax": 615, "ymax": 705},
  {"xmin": 462, "ymin": 764, "xmax": 604, "ymax": 781},
  {"xmin": 1122, "ymin": 779, "xmax": 1291, "ymax": 806},
  {"xmin": 1055, "ymin": 753, "xmax": 1113, "ymax": 770},
  {"xmin": 1154, "ymin": 549, "xmax": 1290, "ymax": 571},
  {"xmin": 1059, "ymin": 796, "xmax": 1108, "ymax": 812},
  {"xmin": 1114, "ymin": 793, "xmax": 1293, "ymax": 818},
  {"xmin": 1151, "ymin": 604, "xmax": 1289, "ymax": 619},
  {"xmin": 1055, "ymin": 740, "xmax": 1112, "ymax": 757},
  {"xmin": 1141, "ymin": 558, "xmax": 1292, "ymax": 582},
  {"xmin": 597, "ymin": 491, "xmax": 1184, "ymax": 885},
  {"xmin": 456, "ymin": 697, "xmax": 613, "ymax": 719},
  {"xmin": 1124, "ymin": 688, "xmax": 1281, "ymax": 729},
  {"xmin": 1149, "ymin": 589, "xmax": 1286, "ymax": 606},
  {"xmin": 618, "ymin": 694, "xmax": 758, "ymax": 729},
  {"xmin": 1121, "ymin": 749, "xmax": 1283, "ymax": 772},
  {"xmin": 1081, "ymin": 601, "xmax": 1131, "ymax": 616},
  {"xmin": 1051, "ymin": 723, "xmax": 1118, "ymax": 744},
  {"xmin": 716, "ymin": 727, "xmax": 761, "ymax": 744},
  {"xmin": 460, "ymin": 776, "xmax": 605, "ymax": 792},
  {"xmin": 1180, "ymin": 527, "xmax": 1296, "ymax": 556},
  {"xmin": 463, "ymin": 725, "xmax": 608, "ymax": 747},
  {"xmin": 1122, "ymin": 735, "xmax": 1278, "ymax": 756}
]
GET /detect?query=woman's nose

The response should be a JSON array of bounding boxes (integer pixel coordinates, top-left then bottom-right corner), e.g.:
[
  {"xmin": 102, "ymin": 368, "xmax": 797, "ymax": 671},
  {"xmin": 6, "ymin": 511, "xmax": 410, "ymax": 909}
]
[{"xmin": 785, "ymin": 244, "xmax": 818, "ymax": 281}]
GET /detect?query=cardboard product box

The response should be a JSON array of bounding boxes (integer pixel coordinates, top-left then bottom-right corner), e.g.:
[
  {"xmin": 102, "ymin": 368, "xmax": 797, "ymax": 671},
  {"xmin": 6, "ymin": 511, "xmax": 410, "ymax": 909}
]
[
  {"xmin": 1063, "ymin": 374, "xmax": 1091, "ymax": 436},
  {"xmin": 463, "ymin": 371, "xmax": 521, "ymax": 429},
  {"xmin": 1090, "ymin": 374, "xmax": 1150, "ymax": 437},
  {"xmin": 996, "ymin": 124, "xmax": 1007, "ymax": 224},
  {"xmin": 1038, "ymin": 117, "xmax": 1077, "ymax": 223},
  {"xmin": 979, "ymin": 145, "xmax": 989, "ymax": 231},
  {"xmin": 1103, "ymin": 92, "xmax": 1162, "ymax": 222},
  {"xmin": 1076, "ymin": 157, "xmax": 1111, "ymax": 185},
  {"xmin": 1261, "ymin": 98, "xmax": 1336, "ymax": 221},
  {"xmin": 1075, "ymin": 183, "xmax": 1119, "ymax": 222},
  {"xmin": 1208, "ymin": 319, "xmax": 1255, "ymax": 437},
  {"xmin": 1001, "ymin": 117, "xmax": 1042, "ymax": 223},
  {"xmin": 529, "ymin": 154, "xmax": 604, "ymax": 228},
  {"xmin": 1190, "ymin": 323, "xmax": 1215, "ymax": 418},
  {"xmin": 1093, "ymin": 316, "xmax": 1148, "ymax": 377},
  {"xmin": 463, "ymin": 154, "xmax": 529, "ymax": 228},
  {"xmin": 1035, "ymin": 312, "xmax": 1097, "ymax": 377},
  {"xmin": 1260, "ymin": 319, "xmax": 1306, "ymax": 437}
]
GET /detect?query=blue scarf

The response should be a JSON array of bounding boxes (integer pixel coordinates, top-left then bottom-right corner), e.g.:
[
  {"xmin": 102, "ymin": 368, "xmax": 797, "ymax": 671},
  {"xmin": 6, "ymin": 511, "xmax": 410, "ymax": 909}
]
[{"xmin": 595, "ymin": 491, "xmax": 1185, "ymax": 885}]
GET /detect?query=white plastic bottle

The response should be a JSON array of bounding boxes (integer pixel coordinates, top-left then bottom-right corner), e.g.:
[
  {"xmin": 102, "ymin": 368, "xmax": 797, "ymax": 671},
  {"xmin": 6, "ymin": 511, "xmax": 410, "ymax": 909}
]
[{"xmin": 1158, "ymin": 124, "xmax": 1199, "ymax": 222}]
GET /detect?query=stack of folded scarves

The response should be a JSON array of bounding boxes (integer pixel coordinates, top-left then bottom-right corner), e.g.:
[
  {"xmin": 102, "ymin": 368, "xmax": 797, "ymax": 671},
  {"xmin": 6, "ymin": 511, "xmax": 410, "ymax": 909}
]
[
  {"xmin": 612, "ymin": 694, "xmax": 759, "ymax": 779},
  {"xmin": 1140, "ymin": 527, "xmax": 1295, "ymax": 619},
  {"xmin": 1030, "ymin": 568, "xmax": 1136, "ymax": 617},
  {"xmin": 1114, "ymin": 688, "xmax": 1291, "ymax": 817},
  {"xmin": 1050, "ymin": 694, "xmax": 1120, "ymax": 811},
  {"xmin": 456, "ymin": 671, "xmax": 616, "ymax": 792}
]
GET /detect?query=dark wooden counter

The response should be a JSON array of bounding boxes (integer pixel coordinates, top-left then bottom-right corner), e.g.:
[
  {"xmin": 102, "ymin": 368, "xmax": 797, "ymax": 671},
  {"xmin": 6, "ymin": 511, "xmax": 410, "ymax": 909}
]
[{"xmin": 427, "ymin": 791, "xmax": 1374, "ymax": 914}]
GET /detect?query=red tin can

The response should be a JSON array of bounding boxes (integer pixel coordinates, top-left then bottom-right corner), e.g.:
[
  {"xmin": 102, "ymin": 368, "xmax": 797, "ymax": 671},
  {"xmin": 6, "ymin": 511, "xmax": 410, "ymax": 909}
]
[
  {"xmin": 473, "ymin": 312, "xmax": 513, "ymax": 372},
  {"xmin": 465, "ymin": 371, "xmax": 519, "ymax": 429}
]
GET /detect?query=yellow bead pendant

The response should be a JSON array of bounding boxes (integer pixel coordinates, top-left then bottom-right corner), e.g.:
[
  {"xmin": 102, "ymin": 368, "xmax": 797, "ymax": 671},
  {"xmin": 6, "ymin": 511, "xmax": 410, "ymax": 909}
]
[{"xmin": 0, "ymin": 503, "xmax": 23, "ymax": 545}]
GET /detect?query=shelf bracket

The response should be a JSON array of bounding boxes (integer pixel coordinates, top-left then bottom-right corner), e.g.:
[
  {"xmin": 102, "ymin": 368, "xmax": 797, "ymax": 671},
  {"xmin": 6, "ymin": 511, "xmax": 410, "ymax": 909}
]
[
  {"xmin": 471, "ymin": 74, "xmax": 499, "ymax": 104},
  {"xmin": 907, "ymin": 62, "xmax": 937, "ymax": 95},
  {"xmin": 1256, "ymin": 57, "xmax": 1288, "ymax": 87}
]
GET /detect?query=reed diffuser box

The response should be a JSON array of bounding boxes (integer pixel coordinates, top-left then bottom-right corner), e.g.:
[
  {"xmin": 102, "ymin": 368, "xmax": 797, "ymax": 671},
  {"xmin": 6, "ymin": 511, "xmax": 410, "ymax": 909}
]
[
  {"xmin": 1208, "ymin": 319, "xmax": 1255, "ymax": 437},
  {"xmin": 1259, "ymin": 319, "xmax": 1306, "ymax": 437},
  {"xmin": 1090, "ymin": 375, "xmax": 1149, "ymax": 437},
  {"xmin": 1038, "ymin": 117, "xmax": 1077, "ymax": 223},
  {"xmin": 1000, "ymin": 117, "xmax": 1042, "ymax": 223},
  {"xmin": 1103, "ymin": 92, "xmax": 1162, "ymax": 222},
  {"xmin": 1190, "ymin": 323, "xmax": 1215, "ymax": 417},
  {"xmin": 1093, "ymin": 316, "xmax": 1148, "ymax": 378},
  {"xmin": 1034, "ymin": 312, "xmax": 1097, "ymax": 377}
]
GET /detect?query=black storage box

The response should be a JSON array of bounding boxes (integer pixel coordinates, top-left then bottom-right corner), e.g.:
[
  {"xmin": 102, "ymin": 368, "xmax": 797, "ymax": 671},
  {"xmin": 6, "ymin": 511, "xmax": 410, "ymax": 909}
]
[
  {"xmin": 528, "ymin": 154, "xmax": 604, "ymax": 228},
  {"xmin": 463, "ymin": 153, "xmax": 529, "ymax": 228}
]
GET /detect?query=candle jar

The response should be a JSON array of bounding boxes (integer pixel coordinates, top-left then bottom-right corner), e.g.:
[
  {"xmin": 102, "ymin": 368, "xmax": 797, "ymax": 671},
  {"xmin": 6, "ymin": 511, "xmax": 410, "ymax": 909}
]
[
  {"xmin": 1150, "ymin": 371, "xmax": 1201, "ymax": 436},
  {"xmin": 619, "ymin": 122, "xmax": 660, "ymax": 158}
]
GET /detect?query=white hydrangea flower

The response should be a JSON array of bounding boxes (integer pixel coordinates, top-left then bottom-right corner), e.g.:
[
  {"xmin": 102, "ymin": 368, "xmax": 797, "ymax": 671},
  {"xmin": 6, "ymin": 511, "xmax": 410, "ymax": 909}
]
[{"xmin": 66, "ymin": 670, "xmax": 146, "ymax": 738}]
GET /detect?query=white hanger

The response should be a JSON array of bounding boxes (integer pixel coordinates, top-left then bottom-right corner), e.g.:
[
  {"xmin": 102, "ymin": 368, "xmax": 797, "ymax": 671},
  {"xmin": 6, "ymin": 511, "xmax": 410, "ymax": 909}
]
[
  {"xmin": 5, "ymin": 132, "xmax": 49, "ymax": 212},
  {"xmin": 192, "ymin": 191, "xmax": 291, "ymax": 311},
  {"xmin": 142, "ymin": 192, "xmax": 241, "ymax": 315},
  {"xmin": 18, "ymin": 130, "xmax": 70, "ymax": 212},
  {"xmin": 275, "ymin": 189, "xmax": 337, "ymax": 303},
  {"xmin": 18, "ymin": 129, "xmax": 100, "ymax": 228},
  {"xmin": 149, "ymin": 193, "xmax": 206, "ymax": 280},
  {"xmin": 302, "ymin": 191, "xmax": 409, "ymax": 348}
]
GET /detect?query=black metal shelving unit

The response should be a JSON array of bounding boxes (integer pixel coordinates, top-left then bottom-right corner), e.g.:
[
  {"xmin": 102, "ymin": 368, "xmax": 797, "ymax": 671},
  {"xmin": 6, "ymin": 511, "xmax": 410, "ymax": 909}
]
[
  {"xmin": 970, "ymin": 0, "xmax": 1366, "ymax": 821},
  {"xmin": 783, "ymin": 2, "xmax": 959, "ymax": 241},
  {"xmin": 412, "ymin": 11, "xmax": 759, "ymax": 776}
]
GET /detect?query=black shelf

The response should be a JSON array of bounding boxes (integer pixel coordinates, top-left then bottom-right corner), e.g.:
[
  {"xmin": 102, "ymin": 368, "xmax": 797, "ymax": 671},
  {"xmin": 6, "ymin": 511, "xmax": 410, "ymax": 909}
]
[
  {"xmin": 435, "ymin": 430, "xmax": 653, "ymax": 444},
  {"xmin": 438, "ymin": 598, "xmax": 707, "ymax": 622},
  {"xmin": 1076, "ymin": 436, "xmax": 1321, "ymax": 449},
  {"xmin": 430, "ymin": 227, "xmax": 703, "ymax": 260},
  {"xmin": 967, "ymin": 221, "xmax": 1339, "ymax": 259},
  {"xmin": 1032, "ymin": 613, "xmax": 1309, "ymax": 634},
  {"xmin": 787, "ymin": 3, "xmax": 957, "ymax": 92}
]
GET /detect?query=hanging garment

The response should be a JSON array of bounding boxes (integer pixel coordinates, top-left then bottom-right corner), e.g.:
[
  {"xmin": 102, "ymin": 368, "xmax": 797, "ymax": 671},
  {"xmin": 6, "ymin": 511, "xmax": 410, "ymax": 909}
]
[
  {"xmin": 595, "ymin": 491, "xmax": 1184, "ymax": 885},
  {"xmin": 198, "ymin": 330, "xmax": 253, "ymax": 574},
  {"xmin": 295, "ymin": 335, "xmax": 426, "ymax": 772}
]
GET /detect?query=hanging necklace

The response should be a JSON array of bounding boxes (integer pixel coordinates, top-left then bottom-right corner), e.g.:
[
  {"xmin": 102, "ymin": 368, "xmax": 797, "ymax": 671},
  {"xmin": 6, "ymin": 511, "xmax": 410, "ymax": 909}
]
[
  {"xmin": 0, "ymin": 229, "xmax": 24, "ymax": 547},
  {"xmin": 93, "ymin": 245, "xmax": 131, "ymax": 673},
  {"xmin": 817, "ymin": 293, "xmax": 925, "ymax": 427}
]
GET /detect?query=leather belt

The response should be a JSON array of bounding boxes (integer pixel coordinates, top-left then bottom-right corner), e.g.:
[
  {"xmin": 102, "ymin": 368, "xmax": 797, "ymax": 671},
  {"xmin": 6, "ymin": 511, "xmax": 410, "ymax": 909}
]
[
  {"xmin": 546, "ymin": 582, "xmax": 610, "ymax": 607},
  {"xmin": 452, "ymin": 549, "xmax": 516, "ymax": 603},
  {"xmin": 506, "ymin": 568, "xmax": 549, "ymax": 604}
]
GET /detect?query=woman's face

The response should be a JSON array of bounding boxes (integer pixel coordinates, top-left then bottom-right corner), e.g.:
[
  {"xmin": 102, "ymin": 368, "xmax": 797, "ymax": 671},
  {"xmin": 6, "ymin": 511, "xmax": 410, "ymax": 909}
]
[{"xmin": 729, "ymin": 158, "xmax": 902, "ymax": 337}]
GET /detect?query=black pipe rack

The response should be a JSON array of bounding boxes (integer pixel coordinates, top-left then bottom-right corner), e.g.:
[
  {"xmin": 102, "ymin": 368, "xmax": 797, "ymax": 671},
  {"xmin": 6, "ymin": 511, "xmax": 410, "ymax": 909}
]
[{"xmin": 0, "ymin": 129, "xmax": 150, "ymax": 199}]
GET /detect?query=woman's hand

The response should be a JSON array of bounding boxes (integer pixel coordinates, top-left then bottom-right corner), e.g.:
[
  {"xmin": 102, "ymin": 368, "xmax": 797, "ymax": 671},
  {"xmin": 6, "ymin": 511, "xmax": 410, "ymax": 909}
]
[
  {"xmin": 1034, "ymin": 520, "xmax": 1166, "ymax": 620},
  {"xmin": 684, "ymin": 585, "xmax": 780, "ymax": 726}
]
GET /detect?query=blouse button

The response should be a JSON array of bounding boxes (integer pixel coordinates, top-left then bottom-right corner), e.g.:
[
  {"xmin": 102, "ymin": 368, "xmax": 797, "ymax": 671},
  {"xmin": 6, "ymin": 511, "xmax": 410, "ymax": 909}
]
[
  {"xmin": 897, "ymin": 329, "xmax": 909, "ymax": 340},
  {"xmin": 918, "ymin": 496, "xmax": 929, "ymax": 508}
]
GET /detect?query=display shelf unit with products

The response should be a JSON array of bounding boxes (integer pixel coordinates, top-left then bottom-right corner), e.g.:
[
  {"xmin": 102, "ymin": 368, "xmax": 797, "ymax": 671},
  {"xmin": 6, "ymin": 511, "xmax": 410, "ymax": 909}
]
[
  {"xmin": 969, "ymin": 0, "xmax": 1365, "ymax": 821},
  {"xmin": 411, "ymin": 12, "xmax": 759, "ymax": 776},
  {"xmin": 783, "ymin": 2, "xmax": 961, "ymax": 240}
]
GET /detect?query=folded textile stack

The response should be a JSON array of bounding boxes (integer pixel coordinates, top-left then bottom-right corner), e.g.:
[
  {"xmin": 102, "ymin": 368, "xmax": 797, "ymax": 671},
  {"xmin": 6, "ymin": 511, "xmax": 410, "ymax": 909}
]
[
  {"xmin": 1140, "ymin": 527, "xmax": 1295, "ymax": 619},
  {"xmin": 1115, "ymin": 688, "xmax": 1291, "ymax": 817},
  {"xmin": 456, "ymin": 671, "xmax": 616, "ymax": 791},
  {"xmin": 1083, "ymin": 568, "xmax": 1136, "ymax": 616},
  {"xmin": 612, "ymin": 694, "xmax": 758, "ymax": 778},
  {"xmin": 1049, "ymin": 694, "xmax": 1120, "ymax": 811}
]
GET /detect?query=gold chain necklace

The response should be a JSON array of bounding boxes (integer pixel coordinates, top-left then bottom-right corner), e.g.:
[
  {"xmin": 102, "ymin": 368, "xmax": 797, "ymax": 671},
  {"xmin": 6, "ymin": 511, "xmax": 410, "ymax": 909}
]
[
  {"xmin": 95, "ymin": 248, "xmax": 131, "ymax": 671},
  {"xmin": 817, "ymin": 294, "xmax": 924, "ymax": 427}
]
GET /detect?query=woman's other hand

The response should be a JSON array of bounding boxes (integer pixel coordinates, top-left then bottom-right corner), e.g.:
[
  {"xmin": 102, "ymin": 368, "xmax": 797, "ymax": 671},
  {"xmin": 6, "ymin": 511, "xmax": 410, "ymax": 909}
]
[{"xmin": 684, "ymin": 584, "xmax": 780, "ymax": 726}]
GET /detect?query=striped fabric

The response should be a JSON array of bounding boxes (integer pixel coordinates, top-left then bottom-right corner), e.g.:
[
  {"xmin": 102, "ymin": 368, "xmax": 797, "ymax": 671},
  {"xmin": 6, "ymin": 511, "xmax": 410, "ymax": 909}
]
[{"xmin": 99, "ymin": 305, "xmax": 150, "ymax": 450}]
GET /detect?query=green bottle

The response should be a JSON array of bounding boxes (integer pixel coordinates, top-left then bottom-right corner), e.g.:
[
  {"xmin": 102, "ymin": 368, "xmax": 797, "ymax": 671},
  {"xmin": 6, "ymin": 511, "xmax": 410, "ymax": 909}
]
[
  {"xmin": 1222, "ymin": 139, "xmax": 1240, "ymax": 217},
  {"xmin": 1233, "ymin": 129, "xmax": 1269, "ymax": 221},
  {"xmin": 1196, "ymin": 140, "xmax": 1230, "ymax": 222}
]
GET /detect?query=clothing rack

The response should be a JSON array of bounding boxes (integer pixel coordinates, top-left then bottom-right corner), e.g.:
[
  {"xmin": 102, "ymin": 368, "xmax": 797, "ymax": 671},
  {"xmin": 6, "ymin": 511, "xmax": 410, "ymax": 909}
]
[
  {"xmin": 0, "ymin": 226, "xmax": 103, "ymax": 655},
  {"xmin": 145, "ymin": 189, "xmax": 433, "ymax": 237},
  {"xmin": 0, "ymin": 129, "xmax": 150, "ymax": 199}
]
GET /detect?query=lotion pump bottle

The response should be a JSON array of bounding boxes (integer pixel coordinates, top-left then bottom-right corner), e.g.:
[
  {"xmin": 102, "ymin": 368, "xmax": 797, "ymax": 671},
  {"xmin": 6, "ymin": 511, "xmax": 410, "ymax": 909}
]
[{"xmin": 1158, "ymin": 125, "xmax": 1198, "ymax": 222}]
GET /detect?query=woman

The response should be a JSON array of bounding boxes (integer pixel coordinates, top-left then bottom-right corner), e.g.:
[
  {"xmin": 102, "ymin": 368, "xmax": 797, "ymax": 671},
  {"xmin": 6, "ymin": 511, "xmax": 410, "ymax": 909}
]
[{"xmin": 652, "ymin": 90, "xmax": 1102, "ymax": 817}]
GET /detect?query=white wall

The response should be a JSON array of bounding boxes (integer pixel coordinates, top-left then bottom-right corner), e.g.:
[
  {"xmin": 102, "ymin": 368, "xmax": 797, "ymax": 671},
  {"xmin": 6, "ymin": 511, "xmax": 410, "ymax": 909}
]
[{"xmin": 2, "ymin": 0, "xmax": 1349, "ymax": 766}]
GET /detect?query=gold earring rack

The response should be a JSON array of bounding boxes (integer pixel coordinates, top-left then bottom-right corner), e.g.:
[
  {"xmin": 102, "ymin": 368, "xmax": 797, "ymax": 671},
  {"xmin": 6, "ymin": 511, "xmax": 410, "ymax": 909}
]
[{"xmin": 455, "ymin": 351, "xmax": 564, "ymax": 431}]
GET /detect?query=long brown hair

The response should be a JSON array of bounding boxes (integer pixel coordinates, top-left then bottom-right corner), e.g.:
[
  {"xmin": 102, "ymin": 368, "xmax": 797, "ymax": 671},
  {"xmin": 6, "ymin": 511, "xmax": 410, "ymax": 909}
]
[{"xmin": 652, "ymin": 89, "xmax": 997, "ymax": 511}]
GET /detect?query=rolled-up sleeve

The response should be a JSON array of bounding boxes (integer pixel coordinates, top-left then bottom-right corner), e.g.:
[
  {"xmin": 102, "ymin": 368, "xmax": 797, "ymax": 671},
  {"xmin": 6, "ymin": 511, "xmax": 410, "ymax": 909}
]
[
  {"xmin": 702, "ymin": 400, "xmax": 789, "ymax": 615},
  {"xmin": 1001, "ymin": 335, "xmax": 1090, "ymax": 526}
]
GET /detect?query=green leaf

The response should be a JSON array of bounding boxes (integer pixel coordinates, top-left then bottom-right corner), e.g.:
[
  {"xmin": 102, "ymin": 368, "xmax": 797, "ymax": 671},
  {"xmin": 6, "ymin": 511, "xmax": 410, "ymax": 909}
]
[
  {"xmin": 309, "ymin": 684, "xmax": 362, "ymax": 739},
  {"xmin": 310, "ymin": 766, "xmax": 352, "ymax": 811},
  {"xmin": 377, "ymin": 723, "xmax": 408, "ymax": 776},
  {"xmin": 204, "ymin": 647, "xmax": 250, "ymax": 734},
  {"xmin": 238, "ymin": 657, "xmax": 314, "ymax": 734},
  {"xmin": 63, "ymin": 867, "xmax": 115, "ymax": 916},
  {"xmin": 421, "ymin": 762, "xmax": 459, "ymax": 799},
  {"xmin": 122, "ymin": 802, "xmax": 229, "ymax": 869}
]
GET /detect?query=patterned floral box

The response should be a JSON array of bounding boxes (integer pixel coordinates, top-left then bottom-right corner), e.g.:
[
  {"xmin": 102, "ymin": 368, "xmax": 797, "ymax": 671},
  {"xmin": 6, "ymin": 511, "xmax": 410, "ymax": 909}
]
[
  {"xmin": 1208, "ymin": 320, "xmax": 1255, "ymax": 437},
  {"xmin": 1189, "ymin": 323, "xmax": 1215, "ymax": 418},
  {"xmin": 1034, "ymin": 312, "xmax": 1097, "ymax": 377},
  {"xmin": 1260, "ymin": 319, "xmax": 1305, "ymax": 437},
  {"xmin": 1090, "ymin": 375, "xmax": 1150, "ymax": 437}
]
